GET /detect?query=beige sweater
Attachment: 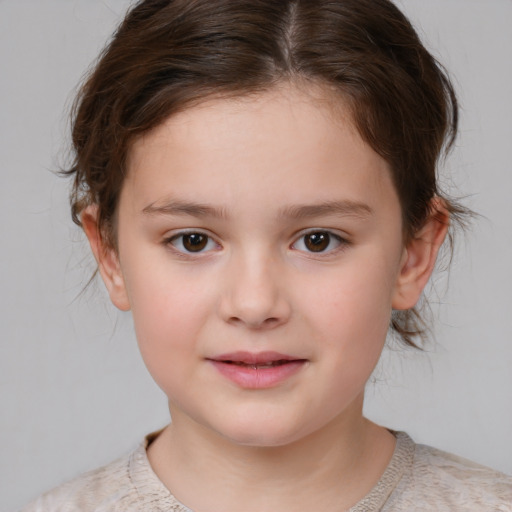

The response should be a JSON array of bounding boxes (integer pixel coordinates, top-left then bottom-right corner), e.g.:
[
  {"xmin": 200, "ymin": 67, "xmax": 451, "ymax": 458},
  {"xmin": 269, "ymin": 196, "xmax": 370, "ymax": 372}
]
[{"xmin": 21, "ymin": 432, "xmax": 512, "ymax": 511}]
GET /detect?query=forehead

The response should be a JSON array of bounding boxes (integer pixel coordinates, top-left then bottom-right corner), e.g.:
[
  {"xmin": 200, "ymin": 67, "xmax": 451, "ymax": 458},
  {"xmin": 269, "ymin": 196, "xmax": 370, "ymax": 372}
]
[
  {"xmin": 124, "ymin": 84, "xmax": 398, "ymax": 217},
  {"xmin": 129, "ymin": 84, "xmax": 353, "ymax": 160}
]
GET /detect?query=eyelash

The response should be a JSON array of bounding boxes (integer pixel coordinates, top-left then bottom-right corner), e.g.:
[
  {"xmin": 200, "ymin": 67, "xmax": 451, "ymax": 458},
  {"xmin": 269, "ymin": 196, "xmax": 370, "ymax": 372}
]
[
  {"xmin": 291, "ymin": 230, "xmax": 350, "ymax": 255},
  {"xmin": 163, "ymin": 229, "xmax": 350, "ymax": 257},
  {"xmin": 164, "ymin": 230, "xmax": 220, "ymax": 256}
]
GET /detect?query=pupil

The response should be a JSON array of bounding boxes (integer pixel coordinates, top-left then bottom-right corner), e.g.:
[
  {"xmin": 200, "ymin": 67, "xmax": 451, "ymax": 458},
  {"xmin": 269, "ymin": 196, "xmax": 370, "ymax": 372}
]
[
  {"xmin": 305, "ymin": 232, "xmax": 329, "ymax": 252},
  {"xmin": 183, "ymin": 234, "xmax": 207, "ymax": 252}
]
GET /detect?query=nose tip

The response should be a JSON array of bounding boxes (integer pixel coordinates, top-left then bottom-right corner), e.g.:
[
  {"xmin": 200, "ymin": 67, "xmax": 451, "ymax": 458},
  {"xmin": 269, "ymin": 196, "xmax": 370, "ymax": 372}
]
[{"xmin": 219, "ymin": 258, "xmax": 291, "ymax": 330}]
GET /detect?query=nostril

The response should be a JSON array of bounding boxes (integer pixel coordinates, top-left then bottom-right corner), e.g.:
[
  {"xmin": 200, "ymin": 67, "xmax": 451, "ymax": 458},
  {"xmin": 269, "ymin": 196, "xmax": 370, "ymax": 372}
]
[
  {"xmin": 219, "ymin": 278, "xmax": 292, "ymax": 328},
  {"xmin": 227, "ymin": 315, "xmax": 282, "ymax": 329}
]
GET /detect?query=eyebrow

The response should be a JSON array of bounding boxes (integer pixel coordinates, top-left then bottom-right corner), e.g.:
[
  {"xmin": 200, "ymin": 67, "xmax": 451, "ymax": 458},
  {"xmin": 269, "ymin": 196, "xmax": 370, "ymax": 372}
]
[
  {"xmin": 142, "ymin": 199, "xmax": 373, "ymax": 220},
  {"xmin": 279, "ymin": 200, "xmax": 374, "ymax": 220},
  {"xmin": 142, "ymin": 200, "xmax": 227, "ymax": 219}
]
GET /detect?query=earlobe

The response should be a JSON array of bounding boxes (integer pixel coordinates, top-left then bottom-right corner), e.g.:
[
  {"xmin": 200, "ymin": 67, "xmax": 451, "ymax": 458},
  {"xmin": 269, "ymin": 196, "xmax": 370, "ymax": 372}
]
[
  {"xmin": 392, "ymin": 199, "xmax": 449, "ymax": 310},
  {"xmin": 81, "ymin": 206, "xmax": 131, "ymax": 311}
]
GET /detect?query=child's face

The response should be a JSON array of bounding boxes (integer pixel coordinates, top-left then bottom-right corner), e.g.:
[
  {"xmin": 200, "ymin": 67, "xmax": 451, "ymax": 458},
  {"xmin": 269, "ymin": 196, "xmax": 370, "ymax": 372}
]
[{"xmin": 101, "ymin": 85, "xmax": 411, "ymax": 446}]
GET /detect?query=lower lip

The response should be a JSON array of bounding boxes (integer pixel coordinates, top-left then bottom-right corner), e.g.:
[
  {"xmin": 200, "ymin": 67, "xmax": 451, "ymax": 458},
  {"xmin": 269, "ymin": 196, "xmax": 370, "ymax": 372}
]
[{"xmin": 209, "ymin": 360, "xmax": 306, "ymax": 389}]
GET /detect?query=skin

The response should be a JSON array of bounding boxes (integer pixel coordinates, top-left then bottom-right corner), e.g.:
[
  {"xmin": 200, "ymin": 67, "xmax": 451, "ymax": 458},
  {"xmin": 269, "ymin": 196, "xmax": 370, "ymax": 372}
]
[{"xmin": 83, "ymin": 83, "xmax": 448, "ymax": 511}]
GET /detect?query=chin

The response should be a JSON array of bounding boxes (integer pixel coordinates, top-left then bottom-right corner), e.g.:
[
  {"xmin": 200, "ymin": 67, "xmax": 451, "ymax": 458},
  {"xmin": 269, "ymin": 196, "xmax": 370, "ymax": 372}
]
[{"xmin": 209, "ymin": 413, "xmax": 315, "ymax": 449}]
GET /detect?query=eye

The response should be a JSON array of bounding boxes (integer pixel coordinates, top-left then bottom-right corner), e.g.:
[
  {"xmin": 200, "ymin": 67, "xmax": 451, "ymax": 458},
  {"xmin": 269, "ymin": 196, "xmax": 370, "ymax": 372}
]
[
  {"xmin": 167, "ymin": 232, "xmax": 218, "ymax": 254},
  {"xmin": 292, "ymin": 231, "xmax": 345, "ymax": 254}
]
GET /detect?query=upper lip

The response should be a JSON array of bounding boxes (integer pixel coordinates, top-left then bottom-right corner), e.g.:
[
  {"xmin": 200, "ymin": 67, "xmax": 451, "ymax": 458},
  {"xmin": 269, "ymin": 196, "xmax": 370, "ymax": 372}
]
[{"xmin": 208, "ymin": 351, "xmax": 306, "ymax": 364}]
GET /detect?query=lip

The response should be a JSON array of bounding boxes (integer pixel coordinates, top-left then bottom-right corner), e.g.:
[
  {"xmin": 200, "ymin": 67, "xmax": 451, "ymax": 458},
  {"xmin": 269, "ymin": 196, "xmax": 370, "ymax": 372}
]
[{"xmin": 207, "ymin": 351, "xmax": 308, "ymax": 389}]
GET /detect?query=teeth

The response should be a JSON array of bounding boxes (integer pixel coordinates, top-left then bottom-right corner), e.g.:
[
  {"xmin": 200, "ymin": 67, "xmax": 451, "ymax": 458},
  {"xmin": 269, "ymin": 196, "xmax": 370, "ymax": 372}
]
[
  {"xmin": 227, "ymin": 360, "xmax": 286, "ymax": 368},
  {"xmin": 249, "ymin": 361, "xmax": 282, "ymax": 369}
]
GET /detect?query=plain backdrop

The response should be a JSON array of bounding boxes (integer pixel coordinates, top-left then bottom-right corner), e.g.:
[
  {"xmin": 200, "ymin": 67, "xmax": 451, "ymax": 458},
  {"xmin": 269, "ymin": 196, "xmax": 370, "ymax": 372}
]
[{"xmin": 1, "ymin": 0, "xmax": 511, "ymax": 510}]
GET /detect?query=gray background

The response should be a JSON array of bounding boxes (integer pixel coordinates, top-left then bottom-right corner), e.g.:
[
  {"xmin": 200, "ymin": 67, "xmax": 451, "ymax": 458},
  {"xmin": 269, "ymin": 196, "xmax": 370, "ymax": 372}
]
[{"xmin": 1, "ymin": 0, "xmax": 511, "ymax": 510}]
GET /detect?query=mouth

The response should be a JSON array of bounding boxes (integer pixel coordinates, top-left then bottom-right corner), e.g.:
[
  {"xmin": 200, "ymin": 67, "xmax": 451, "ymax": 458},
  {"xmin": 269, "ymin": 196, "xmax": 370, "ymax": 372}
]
[
  {"xmin": 207, "ymin": 351, "xmax": 308, "ymax": 389},
  {"xmin": 209, "ymin": 351, "xmax": 306, "ymax": 366},
  {"xmin": 222, "ymin": 360, "xmax": 296, "ymax": 370}
]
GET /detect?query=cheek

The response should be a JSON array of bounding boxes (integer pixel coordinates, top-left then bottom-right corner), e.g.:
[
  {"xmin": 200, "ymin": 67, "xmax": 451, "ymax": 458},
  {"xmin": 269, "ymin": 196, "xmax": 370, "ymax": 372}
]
[
  {"xmin": 312, "ymin": 259, "xmax": 394, "ymax": 319},
  {"xmin": 301, "ymin": 256, "xmax": 396, "ymax": 359},
  {"xmin": 122, "ymin": 263, "xmax": 217, "ymax": 384}
]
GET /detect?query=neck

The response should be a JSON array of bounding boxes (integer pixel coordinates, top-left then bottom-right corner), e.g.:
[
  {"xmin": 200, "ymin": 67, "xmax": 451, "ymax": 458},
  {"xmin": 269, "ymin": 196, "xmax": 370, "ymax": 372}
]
[{"xmin": 147, "ymin": 395, "xmax": 396, "ymax": 512}]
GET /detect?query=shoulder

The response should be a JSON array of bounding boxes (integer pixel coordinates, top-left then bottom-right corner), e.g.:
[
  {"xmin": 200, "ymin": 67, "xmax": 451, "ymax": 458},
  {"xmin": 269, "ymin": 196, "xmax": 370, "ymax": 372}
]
[
  {"xmin": 19, "ymin": 438, "xmax": 187, "ymax": 512},
  {"xmin": 387, "ymin": 437, "xmax": 512, "ymax": 511},
  {"xmin": 20, "ymin": 451, "xmax": 135, "ymax": 512}
]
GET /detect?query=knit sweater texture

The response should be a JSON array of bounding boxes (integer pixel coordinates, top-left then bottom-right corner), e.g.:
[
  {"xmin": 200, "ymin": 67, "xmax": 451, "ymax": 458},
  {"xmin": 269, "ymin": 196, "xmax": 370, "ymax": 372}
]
[{"xmin": 21, "ymin": 431, "xmax": 512, "ymax": 511}]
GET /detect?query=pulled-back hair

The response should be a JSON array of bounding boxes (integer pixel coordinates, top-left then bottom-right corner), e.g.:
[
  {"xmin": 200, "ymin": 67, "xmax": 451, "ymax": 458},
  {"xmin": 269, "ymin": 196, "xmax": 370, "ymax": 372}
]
[{"xmin": 66, "ymin": 0, "xmax": 468, "ymax": 347}]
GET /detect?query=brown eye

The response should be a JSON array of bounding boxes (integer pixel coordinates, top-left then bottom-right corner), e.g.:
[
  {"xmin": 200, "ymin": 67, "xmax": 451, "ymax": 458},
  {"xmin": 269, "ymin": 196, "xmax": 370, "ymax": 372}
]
[
  {"xmin": 292, "ymin": 230, "xmax": 345, "ymax": 254},
  {"xmin": 304, "ymin": 232, "xmax": 331, "ymax": 252},
  {"xmin": 182, "ymin": 233, "xmax": 208, "ymax": 252},
  {"xmin": 169, "ymin": 232, "xmax": 217, "ymax": 254}
]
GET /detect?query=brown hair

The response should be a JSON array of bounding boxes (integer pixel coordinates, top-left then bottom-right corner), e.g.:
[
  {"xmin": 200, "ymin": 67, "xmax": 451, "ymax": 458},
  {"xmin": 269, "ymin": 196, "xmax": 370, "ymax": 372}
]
[{"xmin": 66, "ymin": 0, "xmax": 469, "ymax": 347}]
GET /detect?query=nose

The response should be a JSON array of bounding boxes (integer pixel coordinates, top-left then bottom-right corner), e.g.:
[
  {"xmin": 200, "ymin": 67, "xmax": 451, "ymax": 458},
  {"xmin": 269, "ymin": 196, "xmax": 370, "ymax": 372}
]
[{"xmin": 218, "ymin": 249, "xmax": 291, "ymax": 330}]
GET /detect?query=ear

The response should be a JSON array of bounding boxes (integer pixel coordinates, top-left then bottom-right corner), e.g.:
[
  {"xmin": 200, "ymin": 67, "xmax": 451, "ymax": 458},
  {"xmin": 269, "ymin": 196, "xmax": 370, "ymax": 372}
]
[
  {"xmin": 392, "ymin": 199, "xmax": 449, "ymax": 310},
  {"xmin": 81, "ymin": 205, "xmax": 131, "ymax": 311}
]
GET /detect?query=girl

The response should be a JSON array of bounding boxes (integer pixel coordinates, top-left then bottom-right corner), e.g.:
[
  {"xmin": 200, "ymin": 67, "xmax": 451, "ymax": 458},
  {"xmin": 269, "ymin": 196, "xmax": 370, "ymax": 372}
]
[{"xmin": 20, "ymin": 0, "xmax": 511, "ymax": 510}]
